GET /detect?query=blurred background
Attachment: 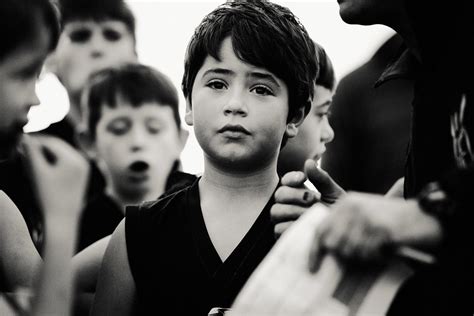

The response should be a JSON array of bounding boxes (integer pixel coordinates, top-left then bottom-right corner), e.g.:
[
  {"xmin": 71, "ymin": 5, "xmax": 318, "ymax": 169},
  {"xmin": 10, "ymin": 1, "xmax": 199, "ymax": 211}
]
[{"xmin": 26, "ymin": 0, "xmax": 394, "ymax": 174}]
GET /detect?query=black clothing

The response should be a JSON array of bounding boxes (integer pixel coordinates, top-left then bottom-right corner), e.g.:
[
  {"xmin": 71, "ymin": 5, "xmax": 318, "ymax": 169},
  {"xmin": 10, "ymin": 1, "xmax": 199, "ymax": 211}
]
[
  {"xmin": 77, "ymin": 170, "xmax": 197, "ymax": 252},
  {"xmin": 125, "ymin": 178, "xmax": 277, "ymax": 315},
  {"xmin": 38, "ymin": 119, "xmax": 78, "ymax": 149},
  {"xmin": 375, "ymin": 19, "xmax": 474, "ymax": 314},
  {"xmin": 77, "ymin": 194, "xmax": 123, "ymax": 252},
  {"xmin": 323, "ymin": 34, "xmax": 413, "ymax": 194}
]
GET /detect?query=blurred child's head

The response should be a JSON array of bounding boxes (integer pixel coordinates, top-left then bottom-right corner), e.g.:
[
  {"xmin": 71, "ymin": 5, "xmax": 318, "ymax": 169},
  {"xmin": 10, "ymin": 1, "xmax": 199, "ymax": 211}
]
[
  {"xmin": 278, "ymin": 43, "xmax": 336, "ymax": 175},
  {"xmin": 47, "ymin": 0, "xmax": 137, "ymax": 102},
  {"xmin": 80, "ymin": 63, "xmax": 187, "ymax": 204},
  {"xmin": 182, "ymin": 0, "xmax": 318, "ymax": 172},
  {"xmin": 0, "ymin": 0, "xmax": 60, "ymax": 159}
]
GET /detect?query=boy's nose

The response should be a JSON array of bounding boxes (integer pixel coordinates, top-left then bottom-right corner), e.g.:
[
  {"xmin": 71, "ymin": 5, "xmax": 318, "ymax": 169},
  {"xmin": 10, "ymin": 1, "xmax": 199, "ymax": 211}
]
[
  {"xmin": 223, "ymin": 93, "xmax": 248, "ymax": 117},
  {"xmin": 129, "ymin": 128, "xmax": 147, "ymax": 152},
  {"xmin": 321, "ymin": 120, "xmax": 334, "ymax": 143},
  {"xmin": 26, "ymin": 83, "xmax": 41, "ymax": 109},
  {"xmin": 89, "ymin": 32, "xmax": 106, "ymax": 58}
]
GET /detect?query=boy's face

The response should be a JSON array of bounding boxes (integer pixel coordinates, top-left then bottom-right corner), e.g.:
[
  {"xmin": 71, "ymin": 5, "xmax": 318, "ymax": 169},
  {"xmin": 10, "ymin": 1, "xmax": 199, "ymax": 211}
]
[
  {"xmin": 186, "ymin": 37, "xmax": 298, "ymax": 171},
  {"xmin": 92, "ymin": 102, "xmax": 184, "ymax": 201},
  {"xmin": 0, "ymin": 22, "xmax": 50, "ymax": 159},
  {"xmin": 279, "ymin": 84, "xmax": 334, "ymax": 173},
  {"xmin": 50, "ymin": 20, "xmax": 136, "ymax": 97}
]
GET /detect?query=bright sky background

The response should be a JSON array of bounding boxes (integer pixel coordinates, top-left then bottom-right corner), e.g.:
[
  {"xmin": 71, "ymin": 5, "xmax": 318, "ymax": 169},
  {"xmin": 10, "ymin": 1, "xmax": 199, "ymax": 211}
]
[{"xmin": 27, "ymin": 0, "xmax": 395, "ymax": 175}]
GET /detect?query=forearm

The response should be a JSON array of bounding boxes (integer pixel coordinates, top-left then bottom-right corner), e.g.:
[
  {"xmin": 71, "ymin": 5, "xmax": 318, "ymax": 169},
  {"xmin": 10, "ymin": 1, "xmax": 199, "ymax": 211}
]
[{"xmin": 30, "ymin": 216, "xmax": 80, "ymax": 316}]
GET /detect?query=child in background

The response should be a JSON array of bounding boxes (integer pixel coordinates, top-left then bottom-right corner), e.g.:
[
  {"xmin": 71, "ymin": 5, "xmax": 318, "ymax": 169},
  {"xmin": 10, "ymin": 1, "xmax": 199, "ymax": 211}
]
[
  {"xmin": 0, "ymin": 0, "xmax": 88, "ymax": 315},
  {"xmin": 274, "ymin": 44, "xmax": 344, "ymax": 237},
  {"xmin": 278, "ymin": 43, "xmax": 336, "ymax": 175},
  {"xmin": 44, "ymin": 0, "xmax": 138, "ymax": 146},
  {"xmin": 77, "ymin": 63, "xmax": 189, "ymax": 251},
  {"xmin": 0, "ymin": 0, "xmax": 138, "ymax": 252},
  {"xmin": 71, "ymin": 64, "xmax": 191, "ymax": 315},
  {"xmin": 91, "ymin": 1, "xmax": 318, "ymax": 315}
]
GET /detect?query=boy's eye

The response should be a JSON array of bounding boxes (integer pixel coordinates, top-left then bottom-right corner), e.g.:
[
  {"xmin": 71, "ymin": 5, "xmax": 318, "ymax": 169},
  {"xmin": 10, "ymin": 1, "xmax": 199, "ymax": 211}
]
[
  {"xmin": 251, "ymin": 85, "xmax": 274, "ymax": 96},
  {"xmin": 107, "ymin": 119, "xmax": 131, "ymax": 135},
  {"xmin": 103, "ymin": 29, "xmax": 122, "ymax": 42},
  {"xmin": 146, "ymin": 120, "xmax": 162, "ymax": 134},
  {"xmin": 69, "ymin": 29, "xmax": 92, "ymax": 43},
  {"xmin": 316, "ymin": 110, "xmax": 331, "ymax": 119},
  {"xmin": 206, "ymin": 80, "xmax": 227, "ymax": 90},
  {"xmin": 16, "ymin": 62, "xmax": 43, "ymax": 80}
]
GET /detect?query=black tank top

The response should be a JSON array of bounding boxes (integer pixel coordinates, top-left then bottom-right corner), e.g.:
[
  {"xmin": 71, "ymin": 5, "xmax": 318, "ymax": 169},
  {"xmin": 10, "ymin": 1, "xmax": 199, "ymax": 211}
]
[{"xmin": 125, "ymin": 178, "xmax": 277, "ymax": 315}]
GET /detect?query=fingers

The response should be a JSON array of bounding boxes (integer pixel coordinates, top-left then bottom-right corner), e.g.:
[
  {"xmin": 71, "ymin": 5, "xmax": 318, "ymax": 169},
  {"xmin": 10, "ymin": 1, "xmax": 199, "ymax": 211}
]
[
  {"xmin": 308, "ymin": 201, "xmax": 395, "ymax": 273},
  {"xmin": 308, "ymin": 222, "xmax": 327, "ymax": 273},
  {"xmin": 271, "ymin": 203, "xmax": 306, "ymax": 223},
  {"xmin": 274, "ymin": 186, "xmax": 318, "ymax": 206},
  {"xmin": 280, "ymin": 171, "xmax": 307, "ymax": 187},
  {"xmin": 271, "ymin": 203, "xmax": 310, "ymax": 239},
  {"xmin": 304, "ymin": 159, "xmax": 345, "ymax": 204},
  {"xmin": 274, "ymin": 222, "xmax": 293, "ymax": 238}
]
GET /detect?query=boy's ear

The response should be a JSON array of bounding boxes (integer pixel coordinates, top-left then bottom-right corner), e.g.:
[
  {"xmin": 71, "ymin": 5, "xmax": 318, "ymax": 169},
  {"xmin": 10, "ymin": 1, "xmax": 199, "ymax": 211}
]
[
  {"xmin": 184, "ymin": 98, "xmax": 194, "ymax": 126},
  {"xmin": 285, "ymin": 102, "xmax": 311, "ymax": 138},
  {"xmin": 77, "ymin": 129, "xmax": 97, "ymax": 160}
]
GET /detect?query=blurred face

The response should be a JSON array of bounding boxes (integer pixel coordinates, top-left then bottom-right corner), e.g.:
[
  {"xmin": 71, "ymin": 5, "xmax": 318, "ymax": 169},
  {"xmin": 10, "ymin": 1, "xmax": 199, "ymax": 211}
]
[
  {"xmin": 51, "ymin": 20, "xmax": 136, "ymax": 98},
  {"xmin": 279, "ymin": 84, "xmax": 334, "ymax": 174},
  {"xmin": 0, "ymin": 22, "xmax": 50, "ymax": 159},
  {"xmin": 187, "ymin": 37, "xmax": 298, "ymax": 172},
  {"xmin": 93, "ymin": 102, "xmax": 185, "ymax": 203}
]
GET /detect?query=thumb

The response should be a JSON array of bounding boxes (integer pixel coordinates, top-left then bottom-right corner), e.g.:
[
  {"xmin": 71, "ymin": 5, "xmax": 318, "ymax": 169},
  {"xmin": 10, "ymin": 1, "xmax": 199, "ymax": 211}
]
[{"xmin": 304, "ymin": 159, "xmax": 344, "ymax": 204}]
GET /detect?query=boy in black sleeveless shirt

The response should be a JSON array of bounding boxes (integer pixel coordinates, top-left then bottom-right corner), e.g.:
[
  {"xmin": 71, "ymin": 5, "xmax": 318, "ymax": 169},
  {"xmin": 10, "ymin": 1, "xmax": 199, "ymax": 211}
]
[{"xmin": 91, "ymin": 1, "xmax": 318, "ymax": 315}]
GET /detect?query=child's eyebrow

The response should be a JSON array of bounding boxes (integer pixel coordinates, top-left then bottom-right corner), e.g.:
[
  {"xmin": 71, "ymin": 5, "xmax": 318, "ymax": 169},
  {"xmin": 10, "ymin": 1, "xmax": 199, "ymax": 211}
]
[
  {"xmin": 315, "ymin": 100, "xmax": 332, "ymax": 108},
  {"xmin": 202, "ymin": 68, "xmax": 235, "ymax": 78},
  {"xmin": 248, "ymin": 72, "xmax": 281, "ymax": 88}
]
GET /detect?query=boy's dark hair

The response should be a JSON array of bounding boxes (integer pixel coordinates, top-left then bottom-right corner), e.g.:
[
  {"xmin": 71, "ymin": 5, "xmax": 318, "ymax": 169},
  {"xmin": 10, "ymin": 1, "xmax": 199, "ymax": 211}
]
[
  {"xmin": 182, "ymin": 0, "xmax": 318, "ymax": 121},
  {"xmin": 59, "ymin": 0, "xmax": 136, "ymax": 39},
  {"xmin": 0, "ymin": 0, "xmax": 60, "ymax": 62},
  {"xmin": 82, "ymin": 63, "xmax": 181, "ymax": 139},
  {"xmin": 314, "ymin": 42, "xmax": 336, "ymax": 91}
]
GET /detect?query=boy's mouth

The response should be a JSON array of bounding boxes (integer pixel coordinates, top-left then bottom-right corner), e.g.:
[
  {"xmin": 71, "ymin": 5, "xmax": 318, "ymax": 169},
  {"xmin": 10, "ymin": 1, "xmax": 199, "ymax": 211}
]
[
  {"xmin": 129, "ymin": 160, "xmax": 149, "ymax": 173},
  {"xmin": 218, "ymin": 124, "xmax": 251, "ymax": 135}
]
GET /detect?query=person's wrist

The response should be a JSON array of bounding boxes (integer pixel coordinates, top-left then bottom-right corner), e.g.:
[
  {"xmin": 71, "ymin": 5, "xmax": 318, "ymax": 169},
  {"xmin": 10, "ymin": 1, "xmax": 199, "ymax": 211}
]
[{"xmin": 392, "ymin": 200, "xmax": 443, "ymax": 249}]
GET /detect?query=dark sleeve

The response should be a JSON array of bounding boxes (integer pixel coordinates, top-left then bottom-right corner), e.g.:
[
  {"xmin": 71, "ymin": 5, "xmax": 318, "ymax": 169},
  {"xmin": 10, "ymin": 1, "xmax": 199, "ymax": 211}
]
[
  {"xmin": 438, "ymin": 164, "xmax": 474, "ymax": 252},
  {"xmin": 125, "ymin": 205, "xmax": 144, "ymax": 287}
]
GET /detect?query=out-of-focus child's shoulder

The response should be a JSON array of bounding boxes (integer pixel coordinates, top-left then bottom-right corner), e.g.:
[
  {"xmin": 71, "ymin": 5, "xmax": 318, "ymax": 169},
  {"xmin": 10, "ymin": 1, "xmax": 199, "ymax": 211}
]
[{"xmin": 127, "ymin": 175, "xmax": 198, "ymax": 221}]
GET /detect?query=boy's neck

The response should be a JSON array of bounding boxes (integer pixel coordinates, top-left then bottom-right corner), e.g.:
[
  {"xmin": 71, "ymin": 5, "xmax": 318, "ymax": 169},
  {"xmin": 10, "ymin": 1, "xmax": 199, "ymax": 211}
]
[
  {"xmin": 65, "ymin": 97, "xmax": 82, "ymax": 129},
  {"xmin": 201, "ymin": 159, "xmax": 279, "ymax": 195},
  {"xmin": 105, "ymin": 184, "xmax": 166, "ymax": 213}
]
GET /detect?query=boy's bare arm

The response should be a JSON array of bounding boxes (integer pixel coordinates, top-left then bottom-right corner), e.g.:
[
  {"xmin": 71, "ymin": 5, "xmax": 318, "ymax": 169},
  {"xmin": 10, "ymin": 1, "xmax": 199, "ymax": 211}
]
[
  {"xmin": 73, "ymin": 236, "xmax": 111, "ymax": 293},
  {"xmin": 0, "ymin": 191, "xmax": 41, "ymax": 290},
  {"xmin": 91, "ymin": 220, "xmax": 137, "ymax": 316},
  {"xmin": 23, "ymin": 135, "xmax": 89, "ymax": 316}
]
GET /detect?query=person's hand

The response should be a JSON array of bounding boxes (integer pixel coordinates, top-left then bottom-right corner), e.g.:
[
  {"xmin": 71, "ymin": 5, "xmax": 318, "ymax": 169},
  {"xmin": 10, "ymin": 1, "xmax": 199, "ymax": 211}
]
[
  {"xmin": 22, "ymin": 135, "xmax": 90, "ymax": 224},
  {"xmin": 308, "ymin": 192, "xmax": 443, "ymax": 273},
  {"xmin": 272, "ymin": 159, "xmax": 345, "ymax": 238},
  {"xmin": 304, "ymin": 159, "xmax": 345, "ymax": 205}
]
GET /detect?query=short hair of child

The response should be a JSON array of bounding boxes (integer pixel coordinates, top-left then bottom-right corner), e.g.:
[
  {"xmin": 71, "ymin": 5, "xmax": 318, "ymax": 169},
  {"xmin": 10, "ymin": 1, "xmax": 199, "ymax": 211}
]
[
  {"xmin": 181, "ymin": 0, "xmax": 318, "ymax": 121},
  {"xmin": 82, "ymin": 63, "xmax": 181, "ymax": 140},
  {"xmin": 0, "ymin": 0, "xmax": 60, "ymax": 62},
  {"xmin": 59, "ymin": 0, "xmax": 136, "ymax": 40},
  {"xmin": 314, "ymin": 42, "xmax": 336, "ymax": 91}
]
